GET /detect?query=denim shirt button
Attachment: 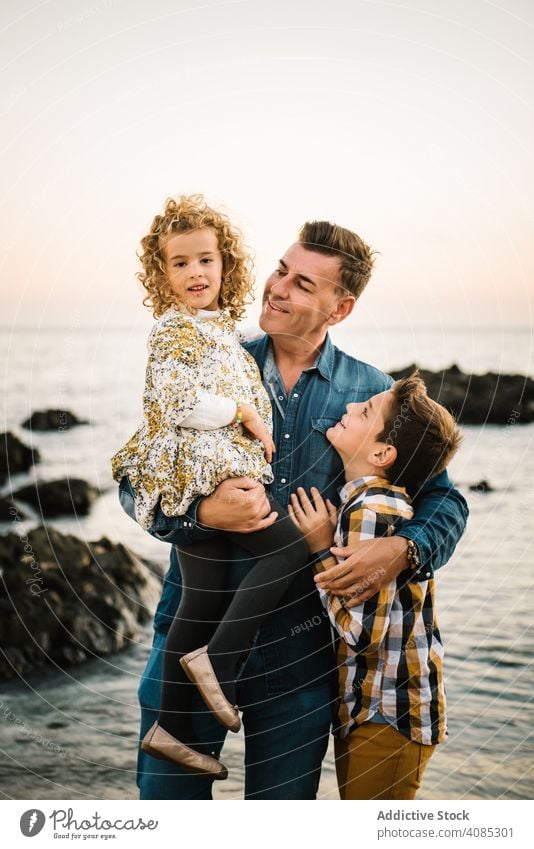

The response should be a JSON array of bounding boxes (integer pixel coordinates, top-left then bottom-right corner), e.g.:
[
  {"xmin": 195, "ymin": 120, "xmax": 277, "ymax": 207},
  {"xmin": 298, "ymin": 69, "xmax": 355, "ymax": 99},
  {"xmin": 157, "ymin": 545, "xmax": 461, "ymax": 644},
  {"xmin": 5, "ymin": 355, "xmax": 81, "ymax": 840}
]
[
  {"xmin": 293, "ymin": 393, "xmax": 299, "ymax": 398},
  {"xmin": 284, "ymin": 433, "xmax": 290, "ymax": 438},
  {"xmin": 280, "ymin": 478, "xmax": 287, "ymax": 484}
]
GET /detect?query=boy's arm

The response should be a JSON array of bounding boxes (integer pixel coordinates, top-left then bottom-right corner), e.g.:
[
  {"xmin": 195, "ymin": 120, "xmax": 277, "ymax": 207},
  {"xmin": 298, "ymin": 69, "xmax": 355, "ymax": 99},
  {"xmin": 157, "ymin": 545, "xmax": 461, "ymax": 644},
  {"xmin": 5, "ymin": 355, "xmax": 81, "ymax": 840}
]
[{"xmin": 314, "ymin": 505, "xmax": 397, "ymax": 651}]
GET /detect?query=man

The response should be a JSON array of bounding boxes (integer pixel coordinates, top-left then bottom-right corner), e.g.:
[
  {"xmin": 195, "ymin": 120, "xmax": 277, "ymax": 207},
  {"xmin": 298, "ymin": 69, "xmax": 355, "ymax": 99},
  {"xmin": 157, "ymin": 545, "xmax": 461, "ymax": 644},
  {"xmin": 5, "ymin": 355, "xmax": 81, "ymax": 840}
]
[{"xmin": 135, "ymin": 221, "xmax": 468, "ymax": 799}]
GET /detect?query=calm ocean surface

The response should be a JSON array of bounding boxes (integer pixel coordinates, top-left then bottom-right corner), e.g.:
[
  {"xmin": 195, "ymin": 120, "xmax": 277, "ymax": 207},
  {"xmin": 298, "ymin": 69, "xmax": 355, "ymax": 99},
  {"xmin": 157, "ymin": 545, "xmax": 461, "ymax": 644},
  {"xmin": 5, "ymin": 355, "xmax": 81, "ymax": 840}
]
[{"xmin": 1, "ymin": 324, "xmax": 533, "ymax": 800}]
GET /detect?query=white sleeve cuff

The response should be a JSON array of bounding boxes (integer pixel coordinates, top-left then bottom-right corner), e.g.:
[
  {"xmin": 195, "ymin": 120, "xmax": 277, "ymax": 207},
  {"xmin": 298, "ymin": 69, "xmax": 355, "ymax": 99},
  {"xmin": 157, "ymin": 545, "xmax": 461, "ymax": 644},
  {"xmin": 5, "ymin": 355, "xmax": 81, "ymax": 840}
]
[{"xmin": 179, "ymin": 391, "xmax": 236, "ymax": 430}]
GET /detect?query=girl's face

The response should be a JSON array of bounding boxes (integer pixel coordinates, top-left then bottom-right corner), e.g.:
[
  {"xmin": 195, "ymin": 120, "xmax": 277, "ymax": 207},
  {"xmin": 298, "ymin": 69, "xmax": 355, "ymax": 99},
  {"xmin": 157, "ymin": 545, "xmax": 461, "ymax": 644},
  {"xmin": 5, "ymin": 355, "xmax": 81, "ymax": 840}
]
[{"xmin": 162, "ymin": 227, "xmax": 223, "ymax": 311}]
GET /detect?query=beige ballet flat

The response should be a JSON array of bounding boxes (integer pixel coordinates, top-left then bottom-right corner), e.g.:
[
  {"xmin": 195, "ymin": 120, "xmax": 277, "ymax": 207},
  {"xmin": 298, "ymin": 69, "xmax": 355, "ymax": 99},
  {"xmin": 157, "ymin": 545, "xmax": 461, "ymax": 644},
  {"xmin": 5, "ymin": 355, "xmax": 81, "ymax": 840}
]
[
  {"xmin": 180, "ymin": 645, "xmax": 241, "ymax": 733},
  {"xmin": 141, "ymin": 721, "xmax": 228, "ymax": 779}
]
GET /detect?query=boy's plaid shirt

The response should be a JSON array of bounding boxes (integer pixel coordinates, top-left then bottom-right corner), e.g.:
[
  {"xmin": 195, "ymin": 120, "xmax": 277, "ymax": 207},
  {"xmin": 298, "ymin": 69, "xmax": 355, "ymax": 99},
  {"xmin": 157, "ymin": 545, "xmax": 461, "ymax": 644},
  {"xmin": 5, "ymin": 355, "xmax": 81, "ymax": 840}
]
[{"xmin": 314, "ymin": 475, "xmax": 447, "ymax": 746}]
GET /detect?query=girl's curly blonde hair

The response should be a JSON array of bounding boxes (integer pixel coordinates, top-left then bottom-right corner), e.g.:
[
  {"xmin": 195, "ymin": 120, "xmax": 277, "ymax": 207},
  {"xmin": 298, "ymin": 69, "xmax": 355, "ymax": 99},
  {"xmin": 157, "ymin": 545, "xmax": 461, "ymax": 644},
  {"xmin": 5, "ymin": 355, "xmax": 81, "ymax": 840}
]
[{"xmin": 138, "ymin": 194, "xmax": 255, "ymax": 320}]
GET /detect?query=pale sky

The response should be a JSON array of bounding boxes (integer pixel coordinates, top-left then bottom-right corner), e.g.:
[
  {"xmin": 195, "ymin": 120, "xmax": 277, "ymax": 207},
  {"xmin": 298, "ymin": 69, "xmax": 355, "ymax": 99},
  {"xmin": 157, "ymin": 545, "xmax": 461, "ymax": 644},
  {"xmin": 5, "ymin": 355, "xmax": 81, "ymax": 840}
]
[{"xmin": 1, "ymin": 0, "xmax": 533, "ymax": 329}]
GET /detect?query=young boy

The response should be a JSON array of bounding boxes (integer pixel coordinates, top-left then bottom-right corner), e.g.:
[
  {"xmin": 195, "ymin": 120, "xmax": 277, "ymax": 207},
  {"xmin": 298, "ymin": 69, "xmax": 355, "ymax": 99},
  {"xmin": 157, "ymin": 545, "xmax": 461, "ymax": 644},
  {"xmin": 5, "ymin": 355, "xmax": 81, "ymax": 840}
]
[{"xmin": 288, "ymin": 372, "xmax": 462, "ymax": 800}]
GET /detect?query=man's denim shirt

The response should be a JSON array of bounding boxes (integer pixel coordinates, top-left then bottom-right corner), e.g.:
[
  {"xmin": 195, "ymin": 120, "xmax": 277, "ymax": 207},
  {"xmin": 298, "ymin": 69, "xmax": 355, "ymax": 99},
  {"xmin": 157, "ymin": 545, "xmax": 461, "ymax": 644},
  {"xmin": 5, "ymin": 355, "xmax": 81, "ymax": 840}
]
[{"xmin": 139, "ymin": 333, "xmax": 468, "ymax": 695}]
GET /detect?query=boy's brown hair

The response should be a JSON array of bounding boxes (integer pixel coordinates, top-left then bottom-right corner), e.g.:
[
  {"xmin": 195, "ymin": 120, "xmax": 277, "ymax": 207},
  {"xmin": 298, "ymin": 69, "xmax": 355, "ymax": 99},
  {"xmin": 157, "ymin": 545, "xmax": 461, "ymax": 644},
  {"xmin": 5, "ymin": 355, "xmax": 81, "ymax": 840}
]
[
  {"xmin": 298, "ymin": 220, "xmax": 375, "ymax": 300},
  {"xmin": 379, "ymin": 372, "xmax": 462, "ymax": 492}
]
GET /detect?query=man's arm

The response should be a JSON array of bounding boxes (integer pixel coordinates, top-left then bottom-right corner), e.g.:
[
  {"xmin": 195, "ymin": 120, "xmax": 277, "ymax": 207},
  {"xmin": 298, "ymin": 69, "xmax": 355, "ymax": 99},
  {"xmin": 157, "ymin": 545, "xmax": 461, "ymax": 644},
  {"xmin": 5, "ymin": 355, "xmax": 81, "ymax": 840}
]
[
  {"xmin": 395, "ymin": 468, "xmax": 468, "ymax": 578},
  {"xmin": 314, "ymin": 470, "xmax": 468, "ymax": 606},
  {"xmin": 148, "ymin": 477, "xmax": 277, "ymax": 546},
  {"xmin": 148, "ymin": 493, "xmax": 218, "ymax": 546}
]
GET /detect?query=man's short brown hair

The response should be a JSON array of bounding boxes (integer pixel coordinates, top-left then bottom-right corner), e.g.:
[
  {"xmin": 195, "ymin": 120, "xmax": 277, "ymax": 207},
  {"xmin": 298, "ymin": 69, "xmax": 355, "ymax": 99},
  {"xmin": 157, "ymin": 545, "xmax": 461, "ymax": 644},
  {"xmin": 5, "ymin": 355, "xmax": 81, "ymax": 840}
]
[
  {"xmin": 298, "ymin": 220, "xmax": 375, "ymax": 299},
  {"xmin": 379, "ymin": 372, "xmax": 462, "ymax": 492}
]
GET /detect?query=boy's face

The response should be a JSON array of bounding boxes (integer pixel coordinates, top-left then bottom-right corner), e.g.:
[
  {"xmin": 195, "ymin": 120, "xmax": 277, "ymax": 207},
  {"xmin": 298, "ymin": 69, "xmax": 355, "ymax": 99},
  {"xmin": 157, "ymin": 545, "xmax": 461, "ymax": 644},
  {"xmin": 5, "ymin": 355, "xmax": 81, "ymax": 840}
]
[
  {"xmin": 326, "ymin": 390, "xmax": 394, "ymax": 467},
  {"xmin": 162, "ymin": 228, "xmax": 223, "ymax": 311}
]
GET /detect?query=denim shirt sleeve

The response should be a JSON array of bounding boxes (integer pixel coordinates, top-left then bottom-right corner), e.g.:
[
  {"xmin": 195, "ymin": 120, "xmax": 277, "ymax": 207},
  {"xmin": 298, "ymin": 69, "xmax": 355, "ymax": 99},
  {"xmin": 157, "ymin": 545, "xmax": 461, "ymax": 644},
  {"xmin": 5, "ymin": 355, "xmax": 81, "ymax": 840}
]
[
  {"xmin": 148, "ymin": 495, "xmax": 218, "ymax": 546},
  {"xmin": 395, "ymin": 469, "xmax": 469, "ymax": 581},
  {"xmin": 117, "ymin": 474, "xmax": 217, "ymax": 546}
]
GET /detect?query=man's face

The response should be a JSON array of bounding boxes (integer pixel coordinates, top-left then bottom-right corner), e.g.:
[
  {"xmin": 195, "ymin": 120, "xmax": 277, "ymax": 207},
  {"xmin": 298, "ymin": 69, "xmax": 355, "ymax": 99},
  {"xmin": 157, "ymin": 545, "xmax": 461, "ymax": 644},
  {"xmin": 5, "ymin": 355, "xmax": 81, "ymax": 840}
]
[{"xmin": 259, "ymin": 242, "xmax": 352, "ymax": 342}]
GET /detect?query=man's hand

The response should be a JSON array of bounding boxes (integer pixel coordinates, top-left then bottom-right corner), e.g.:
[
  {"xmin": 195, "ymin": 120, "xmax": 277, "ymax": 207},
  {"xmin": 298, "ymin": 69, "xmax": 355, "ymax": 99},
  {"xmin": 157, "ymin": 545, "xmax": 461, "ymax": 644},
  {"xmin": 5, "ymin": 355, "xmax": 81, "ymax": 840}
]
[
  {"xmin": 314, "ymin": 536, "xmax": 409, "ymax": 607},
  {"xmin": 197, "ymin": 477, "xmax": 276, "ymax": 533},
  {"xmin": 287, "ymin": 487, "xmax": 337, "ymax": 553}
]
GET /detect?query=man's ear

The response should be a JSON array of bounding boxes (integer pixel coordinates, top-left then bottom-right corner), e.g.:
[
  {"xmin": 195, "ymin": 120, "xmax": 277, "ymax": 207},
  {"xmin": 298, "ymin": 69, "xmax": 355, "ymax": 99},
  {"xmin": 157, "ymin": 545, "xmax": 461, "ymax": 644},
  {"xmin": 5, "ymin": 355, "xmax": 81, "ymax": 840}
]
[
  {"xmin": 326, "ymin": 295, "xmax": 356, "ymax": 326},
  {"xmin": 368, "ymin": 443, "xmax": 397, "ymax": 470}
]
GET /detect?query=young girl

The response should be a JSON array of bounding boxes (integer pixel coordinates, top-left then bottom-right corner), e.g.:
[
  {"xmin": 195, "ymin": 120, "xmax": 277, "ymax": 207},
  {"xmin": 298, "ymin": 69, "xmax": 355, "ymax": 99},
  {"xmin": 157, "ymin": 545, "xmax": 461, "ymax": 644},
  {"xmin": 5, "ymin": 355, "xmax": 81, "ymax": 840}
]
[{"xmin": 111, "ymin": 195, "xmax": 308, "ymax": 780}]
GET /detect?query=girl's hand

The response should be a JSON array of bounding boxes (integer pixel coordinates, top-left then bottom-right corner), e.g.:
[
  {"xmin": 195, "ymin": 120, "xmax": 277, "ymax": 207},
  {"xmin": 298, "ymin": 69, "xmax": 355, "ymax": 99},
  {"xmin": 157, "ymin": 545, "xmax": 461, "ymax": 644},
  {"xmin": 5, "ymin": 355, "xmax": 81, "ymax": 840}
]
[
  {"xmin": 288, "ymin": 487, "xmax": 337, "ymax": 553},
  {"xmin": 238, "ymin": 404, "xmax": 276, "ymax": 463}
]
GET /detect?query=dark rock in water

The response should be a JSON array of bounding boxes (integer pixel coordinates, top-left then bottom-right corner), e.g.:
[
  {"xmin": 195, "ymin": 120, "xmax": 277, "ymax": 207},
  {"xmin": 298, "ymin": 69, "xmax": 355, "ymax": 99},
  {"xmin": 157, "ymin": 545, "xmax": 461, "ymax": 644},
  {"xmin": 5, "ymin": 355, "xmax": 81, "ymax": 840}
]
[
  {"xmin": 0, "ymin": 497, "xmax": 28, "ymax": 521},
  {"xmin": 12, "ymin": 478, "xmax": 99, "ymax": 518},
  {"xmin": 469, "ymin": 480, "xmax": 494, "ymax": 493},
  {"xmin": 21, "ymin": 409, "xmax": 88, "ymax": 431},
  {"xmin": 0, "ymin": 432, "xmax": 40, "ymax": 486},
  {"xmin": 389, "ymin": 364, "xmax": 534, "ymax": 424},
  {"xmin": 0, "ymin": 526, "xmax": 162, "ymax": 680}
]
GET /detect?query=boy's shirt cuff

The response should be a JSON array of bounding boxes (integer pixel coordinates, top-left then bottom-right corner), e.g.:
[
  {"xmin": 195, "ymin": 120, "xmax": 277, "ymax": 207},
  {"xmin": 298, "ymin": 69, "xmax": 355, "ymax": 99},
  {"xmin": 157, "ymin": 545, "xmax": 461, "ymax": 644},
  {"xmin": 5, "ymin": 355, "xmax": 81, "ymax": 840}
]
[{"xmin": 312, "ymin": 550, "xmax": 338, "ymax": 571}]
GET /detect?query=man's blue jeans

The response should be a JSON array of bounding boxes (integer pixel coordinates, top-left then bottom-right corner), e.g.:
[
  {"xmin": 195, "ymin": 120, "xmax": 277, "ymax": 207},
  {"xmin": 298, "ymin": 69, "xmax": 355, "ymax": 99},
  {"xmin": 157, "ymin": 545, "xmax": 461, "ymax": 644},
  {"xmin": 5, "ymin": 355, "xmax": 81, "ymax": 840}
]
[{"xmin": 137, "ymin": 629, "xmax": 333, "ymax": 800}]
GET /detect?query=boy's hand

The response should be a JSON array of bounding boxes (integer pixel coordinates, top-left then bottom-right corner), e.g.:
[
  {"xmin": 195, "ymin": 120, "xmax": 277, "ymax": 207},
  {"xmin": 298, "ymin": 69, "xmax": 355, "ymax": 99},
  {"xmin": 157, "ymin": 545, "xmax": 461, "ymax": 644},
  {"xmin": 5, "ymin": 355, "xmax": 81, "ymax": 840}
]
[
  {"xmin": 237, "ymin": 404, "xmax": 276, "ymax": 463},
  {"xmin": 288, "ymin": 487, "xmax": 337, "ymax": 553}
]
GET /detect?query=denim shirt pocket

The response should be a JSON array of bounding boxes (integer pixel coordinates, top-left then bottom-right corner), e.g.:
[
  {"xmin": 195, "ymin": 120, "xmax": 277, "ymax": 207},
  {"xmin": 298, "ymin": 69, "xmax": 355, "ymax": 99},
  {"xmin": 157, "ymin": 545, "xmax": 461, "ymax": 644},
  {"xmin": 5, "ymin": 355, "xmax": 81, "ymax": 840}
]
[{"xmin": 307, "ymin": 417, "xmax": 340, "ymax": 475}]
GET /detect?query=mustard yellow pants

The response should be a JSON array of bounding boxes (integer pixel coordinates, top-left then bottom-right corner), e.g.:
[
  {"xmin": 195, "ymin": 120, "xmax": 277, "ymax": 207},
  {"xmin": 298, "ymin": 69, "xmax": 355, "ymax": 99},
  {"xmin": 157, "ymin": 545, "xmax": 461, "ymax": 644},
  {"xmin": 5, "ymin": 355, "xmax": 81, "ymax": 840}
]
[{"xmin": 334, "ymin": 722, "xmax": 436, "ymax": 800}]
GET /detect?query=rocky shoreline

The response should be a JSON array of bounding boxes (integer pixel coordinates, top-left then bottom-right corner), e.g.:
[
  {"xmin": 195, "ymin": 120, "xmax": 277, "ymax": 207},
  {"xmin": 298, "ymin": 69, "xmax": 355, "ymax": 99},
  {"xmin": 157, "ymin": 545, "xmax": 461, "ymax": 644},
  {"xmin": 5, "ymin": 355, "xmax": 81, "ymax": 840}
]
[
  {"xmin": 389, "ymin": 364, "xmax": 534, "ymax": 424},
  {"xmin": 0, "ymin": 525, "xmax": 162, "ymax": 680},
  {"xmin": 1, "ymin": 364, "xmax": 533, "ymax": 681},
  {"xmin": 1, "ymin": 365, "xmax": 532, "ymax": 516}
]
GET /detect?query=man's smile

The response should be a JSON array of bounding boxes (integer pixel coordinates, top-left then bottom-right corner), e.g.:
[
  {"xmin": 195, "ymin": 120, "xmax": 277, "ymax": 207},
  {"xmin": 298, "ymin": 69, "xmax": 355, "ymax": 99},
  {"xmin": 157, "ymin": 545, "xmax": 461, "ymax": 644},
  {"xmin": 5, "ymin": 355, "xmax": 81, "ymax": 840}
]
[{"xmin": 267, "ymin": 299, "xmax": 289, "ymax": 314}]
